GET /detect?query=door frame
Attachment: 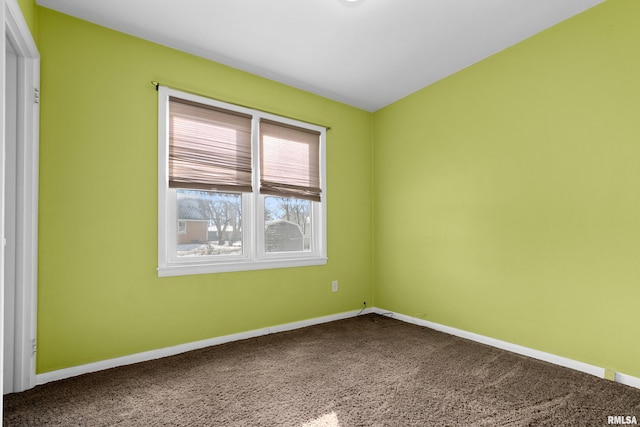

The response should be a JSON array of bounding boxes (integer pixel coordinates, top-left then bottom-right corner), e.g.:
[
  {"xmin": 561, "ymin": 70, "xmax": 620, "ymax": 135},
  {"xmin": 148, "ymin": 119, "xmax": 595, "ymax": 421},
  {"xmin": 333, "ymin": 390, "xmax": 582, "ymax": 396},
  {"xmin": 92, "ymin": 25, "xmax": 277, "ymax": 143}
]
[{"xmin": 3, "ymin": 0, "xmax": 39, "ymax": 394}]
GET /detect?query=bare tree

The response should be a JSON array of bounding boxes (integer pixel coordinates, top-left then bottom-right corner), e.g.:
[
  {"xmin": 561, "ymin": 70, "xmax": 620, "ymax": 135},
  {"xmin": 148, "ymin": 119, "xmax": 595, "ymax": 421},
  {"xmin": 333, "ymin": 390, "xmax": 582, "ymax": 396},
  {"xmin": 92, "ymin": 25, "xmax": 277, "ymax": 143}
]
[
  {"xmin": 266, "ymin": 197, "xmax": 310, "ymax": 234},
  {"xmin": 194, "ymin": 192, "xmax": 241, "ymax": 242}
]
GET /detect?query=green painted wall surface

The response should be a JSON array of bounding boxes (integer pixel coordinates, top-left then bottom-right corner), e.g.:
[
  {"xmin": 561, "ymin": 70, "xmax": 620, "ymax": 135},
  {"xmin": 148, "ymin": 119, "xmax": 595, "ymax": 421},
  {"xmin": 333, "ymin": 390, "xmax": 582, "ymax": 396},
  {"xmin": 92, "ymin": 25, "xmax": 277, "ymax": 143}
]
[
  {"xmin": 36, "ymin": 7, "xmax": 373, "ymax": 373},
  {"xmin": 17, "ymin": 0, "xmax": 37, "ymax": 37},
  {"xmin": 373, "ymin": 0, "xmax": 640, "ymax": 377}
]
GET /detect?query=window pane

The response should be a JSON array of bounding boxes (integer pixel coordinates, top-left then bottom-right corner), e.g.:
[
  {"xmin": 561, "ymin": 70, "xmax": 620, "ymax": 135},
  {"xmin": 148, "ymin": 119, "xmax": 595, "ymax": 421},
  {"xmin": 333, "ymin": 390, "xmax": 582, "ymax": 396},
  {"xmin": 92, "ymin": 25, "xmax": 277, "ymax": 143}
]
[
  {"xmin": 177, "ymin": 190, "xmax": 242, "ymax": 257},
  {"xmin": 264, "ymin": 196, "xmax": 312, "ymax": 253}
]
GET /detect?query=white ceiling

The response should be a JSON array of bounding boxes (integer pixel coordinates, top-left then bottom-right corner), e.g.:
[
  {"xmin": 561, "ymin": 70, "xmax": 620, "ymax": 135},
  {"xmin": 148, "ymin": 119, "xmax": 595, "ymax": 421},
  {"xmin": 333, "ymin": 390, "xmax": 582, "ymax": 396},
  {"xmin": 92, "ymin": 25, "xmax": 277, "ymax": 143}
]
[{"xmin": 36, "ymin": 0, "xmax": 603, "ymax": 111}]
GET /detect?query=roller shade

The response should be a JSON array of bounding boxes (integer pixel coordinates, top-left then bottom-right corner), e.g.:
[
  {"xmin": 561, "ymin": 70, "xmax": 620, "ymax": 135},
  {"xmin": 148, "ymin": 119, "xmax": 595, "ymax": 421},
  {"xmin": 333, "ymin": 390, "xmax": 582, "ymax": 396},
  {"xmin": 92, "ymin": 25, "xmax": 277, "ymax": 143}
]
[
  {"xmin": 169, "ymin": 97, "xmax": 253, "ymax": 192},
  {"xmin": 259, "ymin": 120, "xmax": 321, "ymax": 202}
]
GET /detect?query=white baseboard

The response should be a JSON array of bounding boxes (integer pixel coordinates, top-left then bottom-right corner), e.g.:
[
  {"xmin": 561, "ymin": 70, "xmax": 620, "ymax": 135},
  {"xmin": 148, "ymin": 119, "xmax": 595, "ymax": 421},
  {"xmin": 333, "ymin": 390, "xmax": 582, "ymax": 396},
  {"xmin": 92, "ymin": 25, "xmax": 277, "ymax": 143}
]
[
  {"xmin": 615, "ymin": 372, "xmax": 640, "ymax": 389},
  {"xmin": 36, "ymin": 307, "xmax": 374, "ymax": 386},
  {"xmin": 35, "ymin": 306, "xmax": 640, "ymax": 392},
  {"xmin": 373, "ymin": 307, "xmax": 640, "ymax": 390}
]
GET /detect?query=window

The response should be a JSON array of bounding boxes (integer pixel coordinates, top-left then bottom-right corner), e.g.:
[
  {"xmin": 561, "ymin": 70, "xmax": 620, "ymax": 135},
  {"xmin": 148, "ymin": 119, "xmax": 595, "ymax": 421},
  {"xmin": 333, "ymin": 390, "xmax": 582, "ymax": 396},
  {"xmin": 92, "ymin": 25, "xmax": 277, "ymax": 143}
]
[{"xmin": 158, "ymin": 87, "xmax": 326, "ymax": 276}]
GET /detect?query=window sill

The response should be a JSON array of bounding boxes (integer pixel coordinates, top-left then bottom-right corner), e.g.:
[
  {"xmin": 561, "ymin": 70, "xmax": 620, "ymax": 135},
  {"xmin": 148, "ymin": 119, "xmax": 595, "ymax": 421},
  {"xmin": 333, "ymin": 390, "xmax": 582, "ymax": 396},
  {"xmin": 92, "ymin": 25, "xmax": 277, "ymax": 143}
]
[{"xmin": 157, "ymin": 256, "xmax": 328, "ymax": 277}]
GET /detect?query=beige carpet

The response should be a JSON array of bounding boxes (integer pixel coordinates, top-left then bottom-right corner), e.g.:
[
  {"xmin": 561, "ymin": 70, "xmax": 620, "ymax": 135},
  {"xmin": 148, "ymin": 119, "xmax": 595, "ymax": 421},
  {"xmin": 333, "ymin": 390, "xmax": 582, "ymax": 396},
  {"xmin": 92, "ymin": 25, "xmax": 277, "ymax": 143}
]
[{"xmin": 4, "ymin": 314, "xmax": 640, "ymax": 426}]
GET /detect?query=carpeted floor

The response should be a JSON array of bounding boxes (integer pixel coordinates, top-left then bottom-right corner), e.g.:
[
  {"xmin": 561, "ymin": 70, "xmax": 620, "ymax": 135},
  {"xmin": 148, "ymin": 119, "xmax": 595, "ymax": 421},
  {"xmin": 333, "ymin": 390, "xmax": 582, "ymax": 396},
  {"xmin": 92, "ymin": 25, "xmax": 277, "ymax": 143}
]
[{"xmin": 4, "ymin": 314, "xmax": 640, "ymax": 426}]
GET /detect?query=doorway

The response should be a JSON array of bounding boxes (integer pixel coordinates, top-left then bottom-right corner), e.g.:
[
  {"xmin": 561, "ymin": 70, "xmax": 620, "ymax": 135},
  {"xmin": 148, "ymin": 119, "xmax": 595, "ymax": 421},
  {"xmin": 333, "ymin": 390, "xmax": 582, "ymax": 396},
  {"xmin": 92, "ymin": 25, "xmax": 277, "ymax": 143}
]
[{"xmin": 2, "ymin": 0, "xmax": 40, "ymax": 395}]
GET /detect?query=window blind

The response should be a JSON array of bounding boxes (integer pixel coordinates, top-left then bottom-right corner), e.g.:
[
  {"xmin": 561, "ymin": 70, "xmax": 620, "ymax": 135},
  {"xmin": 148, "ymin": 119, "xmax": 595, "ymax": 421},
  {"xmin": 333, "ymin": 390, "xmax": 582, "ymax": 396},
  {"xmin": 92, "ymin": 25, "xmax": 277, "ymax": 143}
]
[
  {"xmin": 169, "ymin": 97, "xmax": 253, "ymax": 192},
  {"xmin": 259, "ymin": 119, "xmax": 321, "ymax": 202}
]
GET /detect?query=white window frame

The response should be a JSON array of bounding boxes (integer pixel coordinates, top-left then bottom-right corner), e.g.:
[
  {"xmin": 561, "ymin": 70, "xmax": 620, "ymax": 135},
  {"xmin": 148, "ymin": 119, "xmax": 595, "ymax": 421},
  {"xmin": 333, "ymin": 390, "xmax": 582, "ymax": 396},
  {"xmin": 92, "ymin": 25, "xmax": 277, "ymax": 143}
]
[{"xmin": 157, "ymin": 86, "xmax": 327, "ymax": 277}]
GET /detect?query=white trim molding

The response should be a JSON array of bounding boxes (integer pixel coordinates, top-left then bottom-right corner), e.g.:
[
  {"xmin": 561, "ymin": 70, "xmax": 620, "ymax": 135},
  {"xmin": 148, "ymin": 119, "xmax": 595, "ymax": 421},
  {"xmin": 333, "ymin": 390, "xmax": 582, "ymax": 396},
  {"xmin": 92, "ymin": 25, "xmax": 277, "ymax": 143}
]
[
  {"xmin": 4, "ymin": 0, "xmax": 40, "ymax": 394},
  {"xmin": 36, "ymin": 308, "xmax": 374, "ymax": 385},
  {"xmin": 615, "ymin": 372, "xmax": 640, "ymax": 390},
  {"xmin": 372, "ymin": 307, "xmax": 640, "ymax": 390},
  {"xmin": 35, "ymin": 307, "xmax": 640, "ymax": 392},
  {"xmin": 1, "ymin": 0, "xmax": 7, "ymax": 410}
]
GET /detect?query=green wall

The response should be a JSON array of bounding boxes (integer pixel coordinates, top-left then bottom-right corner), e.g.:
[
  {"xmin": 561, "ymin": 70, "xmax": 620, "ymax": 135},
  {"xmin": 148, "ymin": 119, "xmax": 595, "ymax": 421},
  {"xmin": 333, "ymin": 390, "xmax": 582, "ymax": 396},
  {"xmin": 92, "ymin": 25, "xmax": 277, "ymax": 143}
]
[
  {"xmin": 373, "ymin": 0, "xmax": 640, "ymax": 378},
  {"xmin": 17, "ymin": 0, "xmax": 37, "ymax": 37},
  {"xmin": 29, "ymin": 0, "xmax": 640, "ymax": 379},
  {"xmin": 36, "ymin": 7, "xmax": 373, "ymax": 373}
]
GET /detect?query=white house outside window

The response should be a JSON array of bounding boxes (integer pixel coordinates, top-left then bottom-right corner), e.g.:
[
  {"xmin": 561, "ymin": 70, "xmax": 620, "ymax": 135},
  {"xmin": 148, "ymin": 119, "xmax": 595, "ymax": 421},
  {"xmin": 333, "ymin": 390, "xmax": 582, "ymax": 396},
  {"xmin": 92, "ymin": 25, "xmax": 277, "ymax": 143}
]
[{"xmin": 157, "ymin": 86, "xmax": 327, "ymax": 276}]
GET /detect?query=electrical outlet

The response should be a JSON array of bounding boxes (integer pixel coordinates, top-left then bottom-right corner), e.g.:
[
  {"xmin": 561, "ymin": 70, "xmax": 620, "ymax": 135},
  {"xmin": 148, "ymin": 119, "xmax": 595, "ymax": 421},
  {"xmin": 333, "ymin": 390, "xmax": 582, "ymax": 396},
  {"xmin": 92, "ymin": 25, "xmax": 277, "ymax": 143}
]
[{"xmin": 332, "ymin": 280, "xmax": 338, "ymax": 292}]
